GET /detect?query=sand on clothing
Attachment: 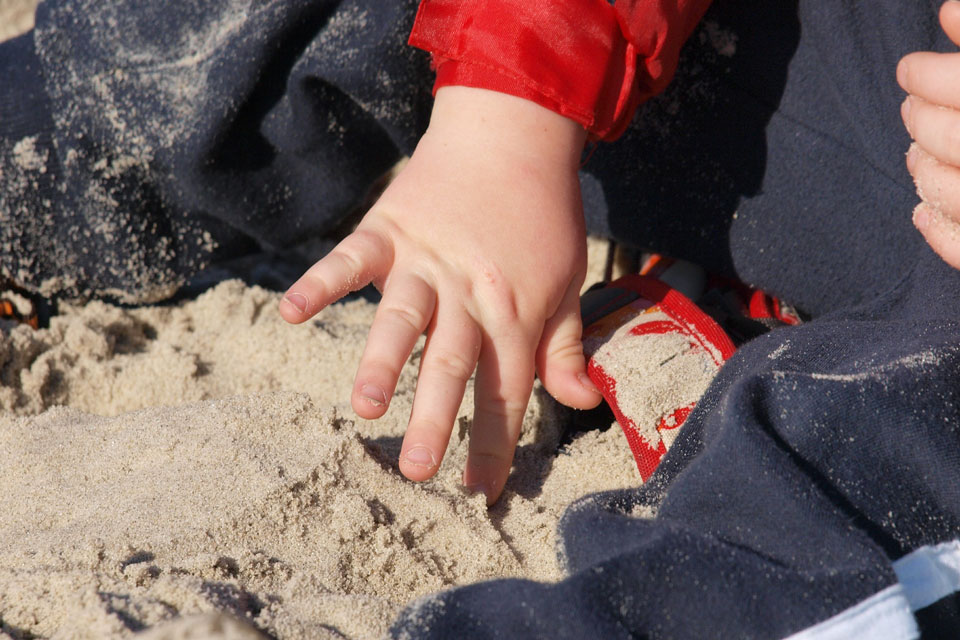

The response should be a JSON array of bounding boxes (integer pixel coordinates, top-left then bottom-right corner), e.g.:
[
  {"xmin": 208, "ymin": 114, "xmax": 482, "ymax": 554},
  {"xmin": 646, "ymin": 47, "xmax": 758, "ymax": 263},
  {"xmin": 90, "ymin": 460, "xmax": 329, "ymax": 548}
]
[{"xmin": 0, "ymin": 279, "xmax": 644, "ymax": 639}]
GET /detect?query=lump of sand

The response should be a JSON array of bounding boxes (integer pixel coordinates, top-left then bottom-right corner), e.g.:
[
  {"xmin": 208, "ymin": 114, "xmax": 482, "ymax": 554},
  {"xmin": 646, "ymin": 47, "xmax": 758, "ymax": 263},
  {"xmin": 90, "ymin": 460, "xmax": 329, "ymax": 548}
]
[{"xmin": 0, "ymin": 280, "xmax": 641, "ymax": 639}]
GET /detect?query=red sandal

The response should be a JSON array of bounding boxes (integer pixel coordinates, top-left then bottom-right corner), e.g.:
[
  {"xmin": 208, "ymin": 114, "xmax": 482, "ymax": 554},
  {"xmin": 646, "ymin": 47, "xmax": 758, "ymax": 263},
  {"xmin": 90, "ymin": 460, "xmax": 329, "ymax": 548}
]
[{"xmin": 580, "ymin": 254, "xmax": 801, "ymax": 480}]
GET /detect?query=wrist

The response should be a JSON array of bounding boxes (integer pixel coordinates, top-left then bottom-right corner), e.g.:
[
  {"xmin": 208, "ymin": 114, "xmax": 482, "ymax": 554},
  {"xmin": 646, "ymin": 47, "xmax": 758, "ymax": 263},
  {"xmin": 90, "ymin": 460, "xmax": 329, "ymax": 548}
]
[{"xmin": 425, "ymin": 86, "xmax": 588, "ymax": 171}]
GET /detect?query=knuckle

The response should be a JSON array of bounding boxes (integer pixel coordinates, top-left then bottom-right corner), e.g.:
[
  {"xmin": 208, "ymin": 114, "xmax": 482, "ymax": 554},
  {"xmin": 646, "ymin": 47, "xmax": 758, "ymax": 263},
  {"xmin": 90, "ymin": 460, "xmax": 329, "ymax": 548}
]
[
  {"xmin": 546, "ymin": 338, "xmax": 585, "ymax": 363},
  {"xmin": 334, "ymin": 245, "xmax": 367, "ymax": 276},
  {"xmin": 338, "ymin": 229, "xmax": 385, "ymax": 270},
  {"xmin": 472, "ymin": 259, "xmax": 520, "ymax": 323},
  {"xmin": 410, "ymin": 416, "xmax": 450, "ymax": 437},
  {"xmin": 382, "ymin": 300, "xmax": 427, "ymax": 333},
  {"xmin": 429, "ymin": 347, "xmax": 476, "ymax": 381},
  {"xmin": 475, "ymin": 395, "xmax": 528, "ymax": 423},
  {"xmin": 349, "ymin": 227, "xmax": 386, "ymax": 251},
  {"xmin": 468, "ymin": 449, "xmax": 511, "ymax": 467}
]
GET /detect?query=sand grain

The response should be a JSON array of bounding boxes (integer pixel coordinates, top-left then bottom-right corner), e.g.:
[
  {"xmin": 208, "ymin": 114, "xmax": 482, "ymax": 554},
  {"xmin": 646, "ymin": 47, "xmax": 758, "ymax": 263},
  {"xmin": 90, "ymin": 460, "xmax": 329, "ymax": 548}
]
[{"xmin": 0, "ymin": 281, "xmax": 642, "ymax": 639}]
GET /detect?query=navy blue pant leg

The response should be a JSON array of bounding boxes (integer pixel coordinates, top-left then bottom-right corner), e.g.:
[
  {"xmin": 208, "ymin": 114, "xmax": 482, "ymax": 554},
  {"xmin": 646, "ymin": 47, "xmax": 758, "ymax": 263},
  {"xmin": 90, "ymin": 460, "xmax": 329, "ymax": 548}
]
[{"xmin": 0, "ymin": 0, "xmax": 430, "ymax": 302}]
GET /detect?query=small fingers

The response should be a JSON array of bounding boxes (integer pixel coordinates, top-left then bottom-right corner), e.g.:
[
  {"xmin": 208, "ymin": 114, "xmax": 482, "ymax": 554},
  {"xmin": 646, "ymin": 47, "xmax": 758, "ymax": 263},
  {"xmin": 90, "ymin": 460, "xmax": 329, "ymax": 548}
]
[
  {"xmin": 902, "ymin": 95, "xmax": 960, "ymax": 168},
  {"xmin": 908, "ymin": 143, "xmax": 960, "ymax": 269},
  {"xmin": 352, "ymin": 271, "xmax": 436, "ymax": 419},
  {"xmin": 280, "ymin": 229, "xmax": 392, "ymax": 323},
  {"xmin": 464, "ymin": 331, "xmax": 537, "ymax": 505},
  {"xmin": 914, "ymin": 202, "xmax": 960, "ymax": 270},
  {"xmin": 897, "ymin": 52, "xmax": 960, "ymax": 107},
  {"xmin": 398, "ymin": 303, "xmax": 481, "ymax": 483},
  {"xmin": 535, "ymin": 282, "xmax": 603, "ymax": 410}
]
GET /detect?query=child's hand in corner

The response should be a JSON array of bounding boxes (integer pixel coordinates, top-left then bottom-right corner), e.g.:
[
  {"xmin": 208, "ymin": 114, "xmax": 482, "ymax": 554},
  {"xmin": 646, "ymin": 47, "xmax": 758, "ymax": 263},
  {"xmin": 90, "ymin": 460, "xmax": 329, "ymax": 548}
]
[
  {"xmin": 279, "ymin": 86, "xmax": 603, "ymax": 504},
  {"xmin": 898, "ymin": 1, "xmax": 960, "ymax": 268}
]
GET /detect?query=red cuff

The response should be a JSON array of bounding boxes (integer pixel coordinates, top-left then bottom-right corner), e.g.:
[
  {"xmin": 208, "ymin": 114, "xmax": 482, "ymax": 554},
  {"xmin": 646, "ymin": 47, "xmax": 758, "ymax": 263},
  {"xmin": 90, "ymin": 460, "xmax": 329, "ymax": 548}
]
[
  {"xmin": 615, "ymin": 0, "xmax": 713, "ymax": 100},
  {"xmin": 408, "ymin": 0, "xmax": 638, "ymax": 141}
]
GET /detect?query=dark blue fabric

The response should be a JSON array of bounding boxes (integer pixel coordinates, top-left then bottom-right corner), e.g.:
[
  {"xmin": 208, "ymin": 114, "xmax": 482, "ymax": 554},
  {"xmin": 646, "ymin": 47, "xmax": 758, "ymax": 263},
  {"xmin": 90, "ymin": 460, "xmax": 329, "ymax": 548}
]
[{"xmin": 0, "ymin": 0, "xmax": 432, "ymax": 301}]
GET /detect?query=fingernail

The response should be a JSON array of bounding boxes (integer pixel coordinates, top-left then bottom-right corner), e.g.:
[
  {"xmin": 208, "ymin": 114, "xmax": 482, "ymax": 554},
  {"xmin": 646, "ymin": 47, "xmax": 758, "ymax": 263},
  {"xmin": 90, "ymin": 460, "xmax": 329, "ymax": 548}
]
[
  {"xmin": 914, "ymin": 203, "xmax": 930, "ymax": 231},
  {"xmin": 901, "ymin": 98, "xmax": 913, "ymax": 134},
  {"xmin": 360, "ymin": 383, "xmax": 387, "ymax": 407},
  {"xmin": 578, "ymin": 372, "xmax": 601, "ymax": 395},
  {"xmin": 906, "ymin": 144, "xmax": 918, "ymax": 172},
  {"xmin": 403, "ymin": 445, "xmax": 437, "ymax": 468},
  {"xmin": 283, "ymin": 292, "xmax": 307, "ymax": 313}
]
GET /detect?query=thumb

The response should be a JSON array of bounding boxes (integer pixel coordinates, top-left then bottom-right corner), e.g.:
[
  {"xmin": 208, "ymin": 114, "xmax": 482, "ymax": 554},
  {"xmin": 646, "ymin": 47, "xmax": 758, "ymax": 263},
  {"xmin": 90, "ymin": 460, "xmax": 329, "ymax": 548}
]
[{"xmin": 536, "ymin": 282, "xmax": 603, "ymax": 410}]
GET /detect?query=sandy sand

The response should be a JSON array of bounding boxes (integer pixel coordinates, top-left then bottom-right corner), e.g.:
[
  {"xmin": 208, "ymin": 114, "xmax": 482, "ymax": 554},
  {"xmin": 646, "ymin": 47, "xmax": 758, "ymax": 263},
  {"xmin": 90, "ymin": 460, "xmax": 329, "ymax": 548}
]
[
  {"xmin": 0, "ymin": 0, "xmax": 37, "ymax": 42},
  {"xmin": 0, "ymin": 277, "xmax": 644, "ymax": 639}
]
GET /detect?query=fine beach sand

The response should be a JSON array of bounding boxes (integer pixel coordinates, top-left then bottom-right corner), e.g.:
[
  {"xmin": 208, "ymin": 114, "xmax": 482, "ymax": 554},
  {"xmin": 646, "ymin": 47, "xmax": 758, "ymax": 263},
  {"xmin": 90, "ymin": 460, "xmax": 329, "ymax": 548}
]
[
  {"xmin": 0, "ymin": 269, "xmax": 646, "ymax": 640},
  {"xmin": 0, "ymin": 0, "xmax": 37, "ymax": 42}
]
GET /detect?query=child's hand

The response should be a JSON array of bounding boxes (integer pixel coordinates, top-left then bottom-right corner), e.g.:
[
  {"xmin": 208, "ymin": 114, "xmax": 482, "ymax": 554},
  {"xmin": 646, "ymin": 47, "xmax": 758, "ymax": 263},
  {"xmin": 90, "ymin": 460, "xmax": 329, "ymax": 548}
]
[
  {"xmin": 898, "ymin": 1, "xmax": 960, "ymax": 268},
  {"xmin": 280, "ymin": 87, "xmax": 603, "ymax": 504}
]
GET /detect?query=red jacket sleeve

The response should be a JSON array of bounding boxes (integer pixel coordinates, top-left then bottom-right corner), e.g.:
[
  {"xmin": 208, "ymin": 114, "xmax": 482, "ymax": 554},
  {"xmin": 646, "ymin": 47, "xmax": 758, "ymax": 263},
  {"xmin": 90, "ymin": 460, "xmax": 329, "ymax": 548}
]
[{"xmin": 408, "ymin": 0, "xmax": 712, "ymax": 141}]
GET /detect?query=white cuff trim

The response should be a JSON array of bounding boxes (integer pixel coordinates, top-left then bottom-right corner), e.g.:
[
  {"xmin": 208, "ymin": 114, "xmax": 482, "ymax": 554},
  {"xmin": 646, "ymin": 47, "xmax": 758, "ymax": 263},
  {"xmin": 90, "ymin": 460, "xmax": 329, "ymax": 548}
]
[
  {"xmin": 893, "ymin": 538, "xmax": 960, "ymax": 612},
  {"xmin": 782, "ymin": 584, "xmax": 918, "ymax": 640}
]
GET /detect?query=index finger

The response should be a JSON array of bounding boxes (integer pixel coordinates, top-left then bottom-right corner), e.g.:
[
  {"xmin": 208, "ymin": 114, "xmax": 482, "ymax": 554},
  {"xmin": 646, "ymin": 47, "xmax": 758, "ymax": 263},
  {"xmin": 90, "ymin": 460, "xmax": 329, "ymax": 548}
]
[
  {"xmin": 280, "ymin": 228, "xmax": 393, "ymax": 323},
  {"xmin": 898, "ymin": 51, "xmax": 960, "ymax": 108}
]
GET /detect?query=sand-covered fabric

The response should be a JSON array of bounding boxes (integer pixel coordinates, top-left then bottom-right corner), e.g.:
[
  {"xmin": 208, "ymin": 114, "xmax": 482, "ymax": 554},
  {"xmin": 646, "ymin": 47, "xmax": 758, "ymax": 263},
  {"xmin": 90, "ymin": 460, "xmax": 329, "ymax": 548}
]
[{"xmin": 0, "ymin": 280, "xmax": 641, "ymax": 639}]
